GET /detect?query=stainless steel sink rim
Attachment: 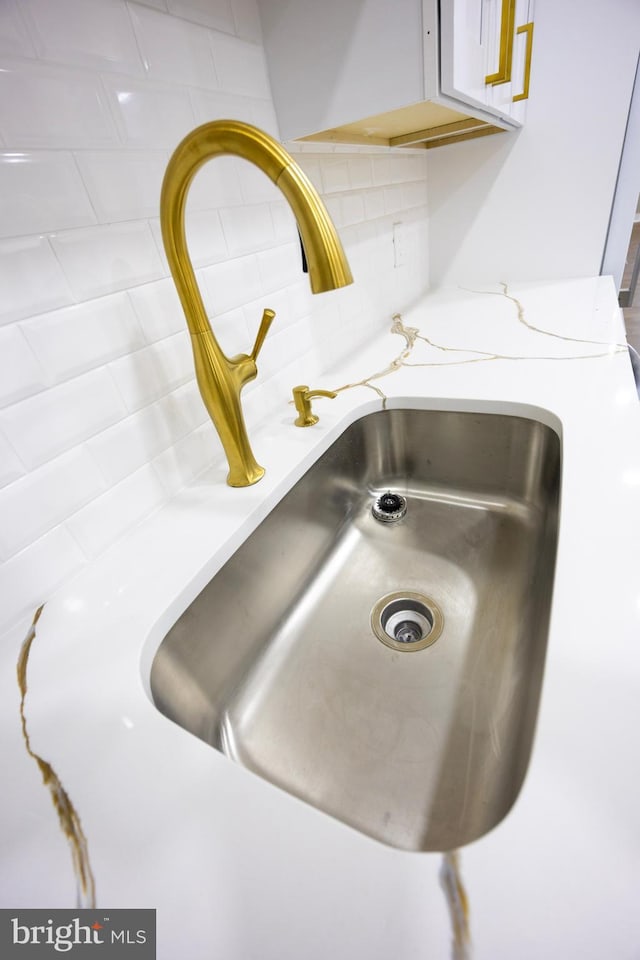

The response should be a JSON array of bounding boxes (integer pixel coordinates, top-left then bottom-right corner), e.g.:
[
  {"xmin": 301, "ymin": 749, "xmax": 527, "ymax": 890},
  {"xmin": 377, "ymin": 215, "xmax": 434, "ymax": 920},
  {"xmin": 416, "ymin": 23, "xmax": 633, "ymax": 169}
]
[{"xmin": 371, "ymin": 590, "xmax": 444, "ymax": 651}]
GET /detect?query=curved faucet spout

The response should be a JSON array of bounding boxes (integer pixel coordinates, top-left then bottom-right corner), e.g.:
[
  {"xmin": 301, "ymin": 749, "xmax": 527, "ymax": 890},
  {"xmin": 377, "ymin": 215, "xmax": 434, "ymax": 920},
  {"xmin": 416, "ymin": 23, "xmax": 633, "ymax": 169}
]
[{"xmin": 160, "ymin": 120, "xmax": 353, "ymax": 487}]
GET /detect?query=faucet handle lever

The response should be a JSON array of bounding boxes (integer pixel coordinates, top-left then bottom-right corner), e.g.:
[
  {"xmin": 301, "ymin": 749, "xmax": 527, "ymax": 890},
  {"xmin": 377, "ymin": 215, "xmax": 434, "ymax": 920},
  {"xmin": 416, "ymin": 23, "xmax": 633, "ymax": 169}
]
[
  {"xmin": 292, "ymin": 384, "xmax": 337, "ymax": 427},
  {"xmin": 250, "ymin": 308, "xmax": 276, "ymax": 362}
]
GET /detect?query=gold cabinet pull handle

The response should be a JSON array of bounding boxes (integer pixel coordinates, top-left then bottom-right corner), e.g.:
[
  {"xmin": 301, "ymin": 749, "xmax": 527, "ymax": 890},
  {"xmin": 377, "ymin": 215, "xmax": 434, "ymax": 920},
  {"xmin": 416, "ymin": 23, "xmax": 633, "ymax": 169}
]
[
  {"xmin": 512, "ymin": 22, "xmax": 534, "ymax": 101},
  {"xmin": 485, "ymin": 0, "xmax": 516, "ymax": 85}
]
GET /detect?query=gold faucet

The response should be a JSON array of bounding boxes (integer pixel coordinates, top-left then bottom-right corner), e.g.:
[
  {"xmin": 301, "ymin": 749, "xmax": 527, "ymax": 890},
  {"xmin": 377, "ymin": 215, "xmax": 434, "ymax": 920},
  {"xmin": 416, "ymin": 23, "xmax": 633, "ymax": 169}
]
[
  {"xmin": 160, "ymin": 120, "xmax": 353, "ymax": 487},
  {"xmin": 292, "ymin": 385, "xmax": 337, "ymax": 427}
]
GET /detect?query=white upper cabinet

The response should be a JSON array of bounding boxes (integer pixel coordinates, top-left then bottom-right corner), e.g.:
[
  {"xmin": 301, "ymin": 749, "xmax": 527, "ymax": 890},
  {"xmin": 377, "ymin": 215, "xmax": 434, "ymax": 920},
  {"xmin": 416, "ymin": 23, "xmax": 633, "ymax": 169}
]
[{"xmin": 259, "ymin": 0, "xmax": 535, "ymax": 149}]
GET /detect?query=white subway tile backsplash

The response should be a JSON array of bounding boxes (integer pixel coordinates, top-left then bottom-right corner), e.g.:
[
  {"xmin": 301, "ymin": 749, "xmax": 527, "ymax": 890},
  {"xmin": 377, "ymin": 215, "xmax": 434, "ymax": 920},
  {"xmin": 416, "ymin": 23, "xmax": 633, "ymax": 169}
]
[
  {"xmin": 19, "ymin": 0, "xmax": 143, "ymax": 75},
  {"xmin": 332, "ymin": 144, "xmax": 362, "ymax": 155},
  {"xmin": 152, "ymin": 420, "xmax": 219, "ymax": 494},
  {"xmin": 50, "ymin": 222, "xmax": 164, "ymax": 301},
  {"xmin": 166, "ymin": 0, "xmax": 234, "ymax": 34},
  {"xmin": 21, "ymin": 294, "xmax": 145, "ymax": 384},
  {"xmin": 269, "ymin": 201, "xmax": 296, "ymax": 243},
  {"xmin": 230, "ymin": 0, "xmax": 262, "ymax": 43},
  {"xmin": 257, "ymin": 243, "xmax": 301, "ymax": 295},
  {"xmin": 0, "ymin": 0, "xmax": 36, "ymax": 57},
  {"xmin": 0, "ymin": 326, "xmax": 46, "ymax": 408},
  {"xmin": 350, "ymin": 220, "xmax": 386, "ymax": 277},
  {"xmin": 321, "ymin": 158, "xmax": 351, "ymax": 194},
  {"xmin": 372, "ymin": 155, "xmax": 392, "ymax": 186},
  {"xmin": 0, "ymin": 526, "xmax": 86, "ymax": 636},
  {"xmin": 74, "ymin": 149, "xmax": 168, "ymax": 222},
  {"xmin": 86, "ymin": 400, "xmax": 175, "ymax": 485},
  {"xmin": 0, "ymin": 368, "xmax": 127, "ymax": 470},
  {"xmin": 323, "ymin": 195, "xmax": 343, "ymax": 228},
  {"xmin": 383, "ymin": 184, "xmax": 405, "ymax": 215},
  {"xmin": 189, "ymin": 89, "xmax": 254, "ymax": 127},
  {"xmin": 391, "ymin": 156, "xmax": 417, "ymax": 184},
  {"xmin": 129, "ymin": 2, "xmax": 218, "ymax": 88},
  {"xmin": 0, "ymin": 60, "xmax": 118, "ymax": 148},
  {"xmin": 405, "ymin": 155, "xmax": 428, "ymax": 181},
  {"xmin": 0, "ymin": 429, "xmax": 25, "ymax": 490},
  {"xmin": 158, "ymin": 379, "xmax": 208, "ymax": 436},
  {"xmin": 254, "ymin": 318, "xmax": 313, "ymax": 383},
  {"xmin": 0, "ymin": 236, "xmax": 73, "ymax": 326},
  {"xmin": 348, "ymin": 158, "xmax": 373, "ymax": 190},
  {"xmin": 249, "ymin": 100, "xmax": 279, "ymax": 138},
  {"xmin": 209, "ymin": 33, "xmax": 270, "ymax": 98},
  {"xmin": 363, "ymin": 189, "xmax": 386, "ymax": 221},
  {"xmin": 218, "ymin": 306, "xmax": 257, "ymax": 357},
  {"xmin": 296, "ymin": 157, "xmax": 323, "ymax": 190},
  {"xmin": 0, "ymin": 448, "xmax": 106, "ymax": 558},
  {"xmin": 240, "ymin": 377, "xmax": 278, "ymax": 430},
  {"xmin": 199, "ymin": 254, "xmax": 262, "ymax": 316},
  {"xmin": 148, "ymin": 218, "xmax": 170, "ymax": 274},
  {"xmin": 0, "ymin": 151, "xmax": 96, "ymax": 239},
  {"xmin": 190, "ymin": 89, "xmax": 276, "ymax": 138},
  {"xmin": 181, "ymin": 207, "xmax": 228, "ymax": 267},
  {"xmin": 66, "ymin": 462, "xmax": 166, "ymax": 559},
  {"xmin": 87, "ymin": 378, "xmax": 209, "ymax": 489},
  {"xmin": 402, "ymin": 181, "xmax": 428, "ymax": 208},
  {"xmin": 101, "ymin": 74, "xmax": 197, "ymax": 149},
  {"xmin": 341, "ymin": 193, "xmax": 365, "ymax": 226},
  {"xmin": 286, "ymin": 141, "xmax": 320, "ymax": 154},
  {"xmin": 286, "ymin": 279, "xmax": 312, "ymax": 323},
  {"xmin": 305, "ymin": 302, "xmax": 344, "ymax": 373},
  {"xmin": 219, "ymin": 203, "xmax": 274, "ymax": 256},
  {"xmin": 127, "ymin": 278, "xmax": 185, "ymax": 342},
  {"xmin": 243, "ymin": 289, "xmax": 289, "ymax": 342},
  {"xmin": 236, "ymin": 158, "xmax": 281, "ymax": 204},
  {"xmin": 108, "ymin": 330, "xmax": 194, "ymax": 411},
  {"xmin": 184, "ymin": 154, "xmax": 243, "ymax": 211}
]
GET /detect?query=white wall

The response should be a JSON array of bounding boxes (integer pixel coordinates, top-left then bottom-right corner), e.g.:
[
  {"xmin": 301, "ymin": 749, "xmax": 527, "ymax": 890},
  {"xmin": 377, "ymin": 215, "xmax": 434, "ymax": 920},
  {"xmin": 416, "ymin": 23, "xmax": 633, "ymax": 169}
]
[
  {"xmin": 0, "ymin": 0, "xmax": 430, "ymax": 644},
  {"xmin": 427, "ymin": 0, "xmax": 640, "ymax": 285},
  {"xmin": 602, "ymin": 54, "xmax": 640, "ymax": 290}
]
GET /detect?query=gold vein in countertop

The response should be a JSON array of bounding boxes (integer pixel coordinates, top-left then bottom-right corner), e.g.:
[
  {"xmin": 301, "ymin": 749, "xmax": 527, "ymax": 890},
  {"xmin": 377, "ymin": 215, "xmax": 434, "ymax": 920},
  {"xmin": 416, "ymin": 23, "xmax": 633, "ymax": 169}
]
[
  {"xmin": 440, "ymin": 850, "xmax": 471, "ymax": 960},
  {"xmin": 17, "ymin": 605, "xmax": 96, "ymax": 909},
  {"xmin": 327, "ymin": 283, "xmax": 626, "ymax": 403},
  {"xmin": 331, "ymin": 314, "xmax": 420, "ymax": 402},
  {"xmin": 465, "ymin": 282, "xmax": 627, "ymax": 350}
]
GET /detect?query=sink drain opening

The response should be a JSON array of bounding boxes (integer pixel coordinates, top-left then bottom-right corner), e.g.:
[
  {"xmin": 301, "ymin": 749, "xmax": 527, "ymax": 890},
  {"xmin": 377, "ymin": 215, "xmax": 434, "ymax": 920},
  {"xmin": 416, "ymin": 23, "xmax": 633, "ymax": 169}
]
[
  {"xmin": 371, "ymin": 592, "xmax": 443, "ymax": 652},
  {"xmin": 372, "ymin": 491, "xmax": 407, "ymax": 522}
]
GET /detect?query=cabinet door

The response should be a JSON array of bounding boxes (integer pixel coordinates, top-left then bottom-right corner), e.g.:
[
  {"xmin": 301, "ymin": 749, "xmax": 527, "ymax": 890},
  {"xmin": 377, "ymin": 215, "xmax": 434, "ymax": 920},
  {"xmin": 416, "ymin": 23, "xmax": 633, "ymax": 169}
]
[
  {"xmin": 485, "ymin": 0, "xmax": 535, "ymax": 121},
  {"xmin": 510, "ymin": 0, "xmax": 535, "ymax": 122},
  {"xmin": 439, "ymin": 0, "xmax": 493, "ymax": 111},
  {"xmin": 441, "ymin": 0, "xmax": 534, "ymax": 123}
]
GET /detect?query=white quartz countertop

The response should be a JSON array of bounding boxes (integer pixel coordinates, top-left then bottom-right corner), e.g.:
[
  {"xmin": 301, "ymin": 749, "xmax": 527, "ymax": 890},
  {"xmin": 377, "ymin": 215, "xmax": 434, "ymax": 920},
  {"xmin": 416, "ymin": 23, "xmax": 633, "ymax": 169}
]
[{"xmin": 7, "ymin": 278, "xmax": 640, "ymax": 960}]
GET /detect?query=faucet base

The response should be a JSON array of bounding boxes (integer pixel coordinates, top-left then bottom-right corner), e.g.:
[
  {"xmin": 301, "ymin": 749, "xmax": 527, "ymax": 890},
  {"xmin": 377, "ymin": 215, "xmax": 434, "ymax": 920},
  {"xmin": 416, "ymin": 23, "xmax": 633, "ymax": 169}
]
[{"xmin": 227, "ymin": 463, "xmax": 265, "ymax": 487}]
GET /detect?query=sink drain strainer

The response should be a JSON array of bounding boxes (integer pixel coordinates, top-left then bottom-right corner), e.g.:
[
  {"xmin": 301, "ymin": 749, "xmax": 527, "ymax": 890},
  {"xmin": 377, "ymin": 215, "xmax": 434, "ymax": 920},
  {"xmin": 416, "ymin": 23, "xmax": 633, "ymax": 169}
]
[
  {"xmin": 372, "ymin": 491, "xmax": 407, "ymax": 522},
  {"xmin": 371, "ymin": 591, "xmax": 443, "ymax": 652}
]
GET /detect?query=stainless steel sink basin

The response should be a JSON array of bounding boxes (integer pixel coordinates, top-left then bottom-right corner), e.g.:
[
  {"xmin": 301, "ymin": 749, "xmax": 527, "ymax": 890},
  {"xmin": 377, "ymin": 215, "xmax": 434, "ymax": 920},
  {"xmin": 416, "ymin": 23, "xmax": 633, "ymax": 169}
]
[{"xmin": 150, "ymin": 406, "xmax": 561, "ymax": 852}]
